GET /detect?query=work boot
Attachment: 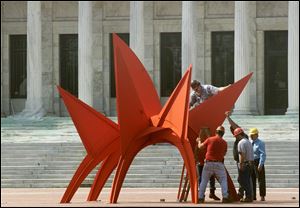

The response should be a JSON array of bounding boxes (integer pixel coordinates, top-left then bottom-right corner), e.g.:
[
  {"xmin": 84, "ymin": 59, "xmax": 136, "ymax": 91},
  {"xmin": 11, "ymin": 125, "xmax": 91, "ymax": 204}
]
[
  {"xmin": 240, "ymin": 197, "xmax": 253, "ymax": 203},
  {"xmin": 222, "ymin": 197, "xmax": 232, "ymax": 203},
  {"xmin": 198, "ymin": 198, "xmax": 205, "ymax": 203},
  {"xmin": 209, "ymin": 190, "xmax": 220, "ymax": 201},
  {"xmin": 237, "ymin": 193, "xmax": 244, "ymax": 200}
]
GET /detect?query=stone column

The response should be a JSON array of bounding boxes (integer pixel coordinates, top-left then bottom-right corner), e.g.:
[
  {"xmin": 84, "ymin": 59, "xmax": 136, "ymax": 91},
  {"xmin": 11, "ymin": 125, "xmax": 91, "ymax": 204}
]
[
  {"xmin": 233, "ymin": 1, "xmax": 256, "ymax": 115},
  {"xmin": 78, "ymin": 1, "xmax": 93, "ymax": 107},
  {"xmin": 130, "ymin": 1, "xmax": 144, "ymax": 63},
  {"xmin": 181, "ymin": 1, "xmax": 197, "ymax": 76},
  {"xmin": 15, "ymin": 1, "xmax": 45, "ymax": 119},
  {"xmin": 129, "ymin": 2, "xmax": 154, "ymax": 78},
  {"xmin": 1, "ymin": 2, "xmax": 4, "ymax": 117},
  {"xmin": 286, "ymin": 1, "xmax": 299, "ymax": 115}
]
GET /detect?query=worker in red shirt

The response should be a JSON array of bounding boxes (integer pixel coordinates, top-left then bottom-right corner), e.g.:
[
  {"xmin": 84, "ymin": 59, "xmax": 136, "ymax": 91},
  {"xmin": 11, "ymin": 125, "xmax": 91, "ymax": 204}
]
[
  {"xmin": 197, "ymin": 126, "xmax": 231, "ymax": 203},
  {"xmin": 195, "ymin": 127, "xmax": 220, "ymax": 201}
]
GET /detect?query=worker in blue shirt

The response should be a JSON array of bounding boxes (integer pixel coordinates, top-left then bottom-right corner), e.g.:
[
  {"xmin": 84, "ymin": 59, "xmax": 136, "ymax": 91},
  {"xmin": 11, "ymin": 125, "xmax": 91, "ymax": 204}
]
[{"xmin": 249, "ymin": 128, "xmax": 266, "ymax": 201}]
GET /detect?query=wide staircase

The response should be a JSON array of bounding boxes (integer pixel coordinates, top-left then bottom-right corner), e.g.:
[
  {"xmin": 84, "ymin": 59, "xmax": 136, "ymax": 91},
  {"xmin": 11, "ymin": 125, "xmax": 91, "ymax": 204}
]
[{"xmin": 1, "ymin": 115, "xmax": 299, "ymax": 189}]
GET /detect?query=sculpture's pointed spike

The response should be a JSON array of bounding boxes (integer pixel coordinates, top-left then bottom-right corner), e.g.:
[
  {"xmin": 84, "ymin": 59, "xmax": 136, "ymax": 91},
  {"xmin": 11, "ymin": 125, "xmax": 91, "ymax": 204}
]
[
  {"xmin": 112, "ymin": 34, "xmax": 161, "ymax": 116},
  {"xmin": 112, "ymin": 34, "xmax": 162, "ymax": 155},
  {"xmin": 188, "ymin": 72, "xmax": 253, "ymax": 141},
  {"xmin": 57, "ymin": 86, "xmax": 120, "ymax": 157},
  {"xmin": 152, "ymin": 65, "xmax": 192, "ymax": 140}
]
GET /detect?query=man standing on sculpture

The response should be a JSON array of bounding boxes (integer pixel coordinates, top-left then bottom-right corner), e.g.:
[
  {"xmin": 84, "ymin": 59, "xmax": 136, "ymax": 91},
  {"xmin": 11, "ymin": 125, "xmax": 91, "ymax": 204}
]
[{"xmin": 189, "ymin": 80, "xmax": 230, "ymax": 109}]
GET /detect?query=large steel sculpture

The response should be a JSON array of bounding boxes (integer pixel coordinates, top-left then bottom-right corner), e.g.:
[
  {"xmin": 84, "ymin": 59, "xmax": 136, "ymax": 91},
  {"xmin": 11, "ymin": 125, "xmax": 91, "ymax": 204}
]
[{"xmin": 58, "ymin": 33, "xmax": 253, "ymax": 204}]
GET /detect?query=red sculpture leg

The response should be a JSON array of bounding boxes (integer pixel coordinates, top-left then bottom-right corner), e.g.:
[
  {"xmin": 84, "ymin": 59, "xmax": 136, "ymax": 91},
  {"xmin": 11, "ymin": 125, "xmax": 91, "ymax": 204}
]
[
  {"xmin": 58, "ymin": 86, "xmax": 121, "ymax": 203},
  {"xmin": 61, "ymin": 155, "xmax": 96, "ymax": 203},
  {"xmin": 177, "ymin": 164, "xmax": 185, "ymax": 200},
  {"xmin": 61, "ymin": 139, "xmax": 120, "ymax": 203},
  {"xmin": 225, "ymin": 168, "xmax": 239, "ymax": 201},
  {"xmin": 182, "ymin": 140, "xmax": 198, "ymax": 203},
  {"xmin": 87, "ymin": 152, "xmax": 119, "ymax": 201},
  {"xmin": 110, "ymin": 154, "xmax": 135, "ymax": 203},
  {"xmin": 151, "ymin": 66, "xmax": 198, "ymax": 203}
]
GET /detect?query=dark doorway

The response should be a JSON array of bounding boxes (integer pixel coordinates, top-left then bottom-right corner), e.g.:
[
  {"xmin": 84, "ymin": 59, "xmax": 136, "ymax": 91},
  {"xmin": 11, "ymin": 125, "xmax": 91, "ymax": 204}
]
[
  {"xmin": 211, "ymin": 32, "xmax": 234, "ymax": 87},
  {"xmin": 109, "ymin": 33, "xmax": 129, "ymax": 98},
  {"xmin": 10, "ymin": 35, "xmax": 27, "ymax": 98},
  {"xmin": 264, "ymin": 31, "xmax": 288, "ymax": 115},
  {"xmin": 59, "ymin": 34, "xmax": 78, "ymax": 97},
  {"xmin": 160, "ymin": 32, "xmax": 182, "ymax": 97}
]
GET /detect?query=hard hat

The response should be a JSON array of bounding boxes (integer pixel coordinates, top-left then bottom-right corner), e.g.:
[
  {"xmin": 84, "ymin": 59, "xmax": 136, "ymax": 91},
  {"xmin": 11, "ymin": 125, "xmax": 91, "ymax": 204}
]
[
  {"xmin": 249, "ymin": 128, "xmax": 259, "ymax": 135},
  {"xmin": 233, "ymin": 128, "xmax": 244, "ymax": 137},
  {"xmin": 216, "ymin": 126, "xmax": 225, "ymax": 132}
]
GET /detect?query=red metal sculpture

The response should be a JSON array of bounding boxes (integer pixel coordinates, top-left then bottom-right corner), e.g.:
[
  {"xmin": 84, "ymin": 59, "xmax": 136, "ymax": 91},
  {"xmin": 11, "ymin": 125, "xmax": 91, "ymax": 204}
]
[{"xmin": 58, "ymin": 33, "xmax": 253, "ymax": 204}]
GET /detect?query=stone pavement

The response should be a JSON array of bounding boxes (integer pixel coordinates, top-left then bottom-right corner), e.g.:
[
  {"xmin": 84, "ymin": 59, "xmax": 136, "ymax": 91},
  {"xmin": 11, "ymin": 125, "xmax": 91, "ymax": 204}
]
[{"xmin": 1, "ymin": 188, "xmax": 299, "ymax": 207}]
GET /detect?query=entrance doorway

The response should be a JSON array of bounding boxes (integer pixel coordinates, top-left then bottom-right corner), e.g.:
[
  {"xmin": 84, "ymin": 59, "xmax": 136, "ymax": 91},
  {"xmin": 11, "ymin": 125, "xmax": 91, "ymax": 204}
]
[
  {"xmin": 264, "ymin": 31, "xmax": 288, "ymax": 115},
  {"xmin": 211, "ymin": 32, "xmax": 234, "ymax": 87}
]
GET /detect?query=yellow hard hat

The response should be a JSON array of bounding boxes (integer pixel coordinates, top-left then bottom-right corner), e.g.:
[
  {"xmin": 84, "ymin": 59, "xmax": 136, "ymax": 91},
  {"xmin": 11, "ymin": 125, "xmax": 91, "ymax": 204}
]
[{"xmin": 249, "ymin": 128, "xmax": 258, "ymax": 135}]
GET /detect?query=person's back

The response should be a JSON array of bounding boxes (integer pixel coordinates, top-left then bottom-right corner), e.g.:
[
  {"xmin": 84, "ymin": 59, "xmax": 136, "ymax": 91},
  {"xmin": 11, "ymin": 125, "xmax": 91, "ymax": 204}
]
[
  {"xmin": 205, "ymin": 135, "xmax": 227, "ymax": 162},
  {"xmin": 198, "ymin": 126, "xmax": 231, "ymax": 203},
  {"xmin": 238, "ymin": 138, "xmax": 254, "ymax": 162}
]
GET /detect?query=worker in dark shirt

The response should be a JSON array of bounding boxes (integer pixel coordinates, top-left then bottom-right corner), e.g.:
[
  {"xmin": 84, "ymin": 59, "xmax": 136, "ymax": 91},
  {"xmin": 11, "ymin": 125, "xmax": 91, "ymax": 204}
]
[{"xmin": 225, "ymin": 111, "xmax": 254, "ymax": 202}]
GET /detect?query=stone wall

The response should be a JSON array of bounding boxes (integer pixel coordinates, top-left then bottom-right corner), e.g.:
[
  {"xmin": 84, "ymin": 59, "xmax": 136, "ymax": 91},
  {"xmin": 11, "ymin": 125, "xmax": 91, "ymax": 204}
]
[{"xmin": 1, "ymin": 1, "xmax": 289, "ymax": 116}]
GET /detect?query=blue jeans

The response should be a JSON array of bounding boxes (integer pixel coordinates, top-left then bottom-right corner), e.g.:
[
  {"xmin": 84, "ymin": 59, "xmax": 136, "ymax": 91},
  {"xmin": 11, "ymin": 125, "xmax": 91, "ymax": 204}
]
[
  {"xmin": 238, "ymin": 163, "xmax": 253, "ymax": 199},
  {"xmin": 199, "ymin": 162, "xmax": 228, "ymax": 199},
  {"xmin": 197, "ymin": 164, "xmax": 216, "ymax": 193}
]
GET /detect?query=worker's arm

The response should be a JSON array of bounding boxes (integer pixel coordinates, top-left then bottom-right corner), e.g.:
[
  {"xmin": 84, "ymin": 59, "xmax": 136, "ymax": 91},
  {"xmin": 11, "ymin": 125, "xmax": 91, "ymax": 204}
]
[
  {"xmin": 218, "ymin": 84, "xmax": 231, "ymax": 91},
  {"xmin": 238, "ymin": 141, "xmax": 245, "ymax": 170},
  {"xmin": 239, "ymin": 152, "xmax": 245, "ymax": 171},
  {"xmin": 225, "ymin": 111, "xmax": 240, "ymax": 129},
  {"xmin": 198, "ymin": 139, "xmax": 207, "ymax": 150}
]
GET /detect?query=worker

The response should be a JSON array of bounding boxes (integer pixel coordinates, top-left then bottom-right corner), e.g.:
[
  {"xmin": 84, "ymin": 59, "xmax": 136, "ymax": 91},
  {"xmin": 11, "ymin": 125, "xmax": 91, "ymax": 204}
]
[
  {"xmin": 197, "ymin": 126, "xmax": 231, "ymax": 203},
  {"xmin": 249, "ymin": 128, "xmax": 266, "ymax": 201},
  {"xmin": 195, "ymin": 127, "xmax": 220, "ymax": 201},
  {"xmin": 190, "ymin": 80, "xmax": 230, "ymax": 109},
  {"xmin": 225, "ymin": 111, "xmax": 254, "ymax": 202}
]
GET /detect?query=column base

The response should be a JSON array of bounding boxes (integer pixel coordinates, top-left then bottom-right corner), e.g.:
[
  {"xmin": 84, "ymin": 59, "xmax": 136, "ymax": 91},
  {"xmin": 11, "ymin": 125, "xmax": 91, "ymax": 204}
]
[{"xmin": 285, "ymin": 107, "xmax": 299, "ymax": 115}]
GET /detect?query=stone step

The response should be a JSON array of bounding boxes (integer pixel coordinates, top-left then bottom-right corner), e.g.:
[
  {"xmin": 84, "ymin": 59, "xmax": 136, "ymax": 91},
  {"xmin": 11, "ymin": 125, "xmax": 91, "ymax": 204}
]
[
  {"xmin": 1, "ymin": 161, "xmax": 298, "ymax": 168},
  {"xmin": 1, "ymin": 147, "xmax": 298, "ymax": 153},
  {"xmin": 1, "ymin": 179, "xmax": 298, "ymax": 190},
  {"xmin": 2, "ymin": 167, "xmax": 298, "ymax": 175},
  {"xmin": 1, "ymin": 177, "xmax": 298, "ymax": 184},
  {"xmin": 2, "ymin": 164, "xmax": 298, "ymax": 171},
  {"xmin": 1, "ymin": 182, "xmax": 298, "ymax": 189},
  {"xmin": 1, "ymin": 172, "xmax": 298, "ymax": 180}
]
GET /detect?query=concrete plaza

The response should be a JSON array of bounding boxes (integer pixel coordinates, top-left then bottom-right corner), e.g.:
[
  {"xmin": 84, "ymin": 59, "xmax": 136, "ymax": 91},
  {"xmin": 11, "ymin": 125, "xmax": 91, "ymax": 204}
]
[{"xmin": 1, "ymin": 188, "xmax": 299, "ymax": 207}]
